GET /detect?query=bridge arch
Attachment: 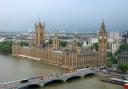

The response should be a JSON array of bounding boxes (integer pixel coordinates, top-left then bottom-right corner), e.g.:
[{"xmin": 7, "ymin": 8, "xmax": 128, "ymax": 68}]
[
  {"xmin": 43, "ymin": 79, "xmax": 64, "ymax": 87},
  {"xmin": 19, "ymin": 84, "xmax": 41, "ymax": 89},
  {"xmin": 83, "ymin": 72, "xmax": 95, "ymax": 77},
  {"xmin": 66, "ymin": 75, "xmax": 81, "ymax": 81}
]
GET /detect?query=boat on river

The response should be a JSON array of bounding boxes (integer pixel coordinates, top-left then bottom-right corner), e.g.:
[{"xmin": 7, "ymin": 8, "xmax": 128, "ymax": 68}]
[
  {"xmin": 124, "ymin": 83, "xmax": 128, "ymax": 89},
  {"xmin": 102, "ymin": 77, "xmax": 128, "ymax": 85}
]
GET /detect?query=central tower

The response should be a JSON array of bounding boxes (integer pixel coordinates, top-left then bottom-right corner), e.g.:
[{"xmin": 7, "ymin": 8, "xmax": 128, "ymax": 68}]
[
  {"xmin": 52, "ymin": 33, "xmax": 60, "ymax": 49},
  {"xmin": 35, "ymin": 22, "xmax": 45, "ymax": 47},
  {"xmin": 98, "ymin": 20, "xmax": 107, "ymax": 66}
]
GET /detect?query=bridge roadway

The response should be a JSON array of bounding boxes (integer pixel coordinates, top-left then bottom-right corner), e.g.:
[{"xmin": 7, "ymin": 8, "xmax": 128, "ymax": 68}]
[{"xmin": 0, "ymin": 68, "xmax": 96, "ymax": 89}]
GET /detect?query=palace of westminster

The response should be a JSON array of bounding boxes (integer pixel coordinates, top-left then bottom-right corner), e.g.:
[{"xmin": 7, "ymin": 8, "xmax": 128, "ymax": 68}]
[{"xmin": 12, "ymin": 21, "xmax": 107, "ymax": 71}]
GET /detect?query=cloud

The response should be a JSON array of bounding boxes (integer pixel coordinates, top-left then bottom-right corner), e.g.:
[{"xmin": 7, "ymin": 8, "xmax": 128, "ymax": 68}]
[{"xmin": 0, "ymin": 0, "xmax": 128, "ymax": 32}]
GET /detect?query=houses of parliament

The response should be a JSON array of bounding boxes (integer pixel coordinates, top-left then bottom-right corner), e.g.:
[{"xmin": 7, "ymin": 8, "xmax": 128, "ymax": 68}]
[{"xmin": 12, "ymin": 21, "xmax": 107, "ymax": 71}]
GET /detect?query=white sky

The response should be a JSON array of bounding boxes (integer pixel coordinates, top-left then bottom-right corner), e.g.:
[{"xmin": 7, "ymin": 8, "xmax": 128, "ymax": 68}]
[{"xmin": 0, "ymin": 0, "xmax": 128, "ymax": 32}]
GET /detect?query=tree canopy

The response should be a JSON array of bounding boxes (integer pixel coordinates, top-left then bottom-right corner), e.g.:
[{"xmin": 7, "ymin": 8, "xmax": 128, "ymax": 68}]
[
  {"xmin": 118, "ymin": 63, "xmax": 128, "ymax": 73},
  {"xmin": 0, "ymin": 40, "xmax": 29, "ymax": 55},
  {"xmin": 105, "ymin": 51, "xmax": 118, "ymax": 67},
  {"xmin": 77, "ymin": 41, "xmax": 83, "ymax": 47},
  {"xmin": 91, "ymin": 42, "xmax": 98, "ymax": 51},
  {"xmin": 59, "ymin": 40, "xmax": 67, "ymax": 47},
  {"xmin": 115, "ymin": 44, "xmax": 128, "ymax": 55},
  {"xmin": 0, "ymin": 41, "xmax": 12, "ymax": 55},
  {"xmin": 19, "ymin": 41, "xmax": 29, "ymax": 47}
]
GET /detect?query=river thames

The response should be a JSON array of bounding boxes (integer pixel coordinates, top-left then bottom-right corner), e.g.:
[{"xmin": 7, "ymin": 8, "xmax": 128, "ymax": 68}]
[{"xmin": 0, "ymin": 55, "xmax": 123, "ymax": 89}]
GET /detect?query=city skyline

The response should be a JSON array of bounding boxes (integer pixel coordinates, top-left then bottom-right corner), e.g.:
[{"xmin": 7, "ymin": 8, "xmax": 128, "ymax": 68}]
[
  {"xmin": 0, "ymin": 1, "xmax": 128, "ymax": 88},
  {"xmin": 0, "ymin": 0, "xmax": 128, "ymax": 32}
]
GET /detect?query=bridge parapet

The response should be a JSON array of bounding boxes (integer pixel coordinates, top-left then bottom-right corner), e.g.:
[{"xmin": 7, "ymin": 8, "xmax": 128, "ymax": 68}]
[{"xmin": 0, "ymin": 80, "xmax": 20, "ymax": 89}]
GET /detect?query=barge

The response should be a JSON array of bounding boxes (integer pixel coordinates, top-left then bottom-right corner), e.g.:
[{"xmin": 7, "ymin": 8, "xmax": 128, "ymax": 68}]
[{"xmin": 102, "ymin": 77, "xmax": 128, "ymax": 85}]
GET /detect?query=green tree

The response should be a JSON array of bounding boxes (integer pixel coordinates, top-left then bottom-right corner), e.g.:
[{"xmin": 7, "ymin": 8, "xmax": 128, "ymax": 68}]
[
  {"xmin": 92, "ymin": 43, "xmax": 98, "ymax": 51},
  {"xmin": 107, "ymin": 51, "xmax": 113, "ymax": 57},
  {"xmin": 118, "ymin": 63, "xmax": 128, "ymax": 73},
  {"xmin": 109, "ymin": 55, "xmax": 117, "ymax": 64},
  {"xmin": 59, "ymin": 40, "xmax": 67, "ymax": 47},
  {"xmin": 105, "ymin": 60, "xmax": 113, "ymax": 67},
  {"xmin": 106, "ymin": 52, "xmax": 118, "ymax": 67},
  {"xmin": 49, "ymin": 39, "xmax": 53, "ymax": 45},
  {"xmin": 19, "ymin": 41, "xmax": 29, "ymax": 47},
  {"xmin": 77, "ymin": 41, "xmax": 83, "ymax": 47},
  {"xmin": 116, "ymin": 44, "xmax": 128, "ymax": 55},
  {"xmin": 0, "ymin": 41, "xmax": 12, "ymax": 55}
]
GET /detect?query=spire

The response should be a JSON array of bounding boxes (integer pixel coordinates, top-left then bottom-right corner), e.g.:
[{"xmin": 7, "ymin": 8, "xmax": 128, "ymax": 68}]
[
  {"xmin": 35, "ymin": 22, "xmax": 37, "ymax": 27},
  {"xmin": 43, "ymin": 22, "xmax": 45, "ymax": 27},
  {"xmin": 38, "ymin": 16, "xmax": 41, "ymax": 23},
  {"xmin": 101, "ymin": 20, "xmax": 105, "ymax": 29},
  {"xmin": 37, "ymin": 16, "xmax": 43, "ymax": 27},
  {"xmin": 93, "ymin": 46, "xmax": 97, "ymax": 52},
  {"xmin": 100, "ymin": 20, "xmax": 106, "ymax": 33}
]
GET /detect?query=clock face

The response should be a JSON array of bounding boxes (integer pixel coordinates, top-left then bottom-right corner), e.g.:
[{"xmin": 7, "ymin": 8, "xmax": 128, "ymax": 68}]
[
  {"xmin": 99, "ymin": 36, "xmax": 102, "ymax": 39},
  {"xmin": 104, "ymin": 36, "xmax": 107, "ymax": 39},
  {"xmin": 99, "ymin": 36, "xmax": 107, "ymax": 39}
]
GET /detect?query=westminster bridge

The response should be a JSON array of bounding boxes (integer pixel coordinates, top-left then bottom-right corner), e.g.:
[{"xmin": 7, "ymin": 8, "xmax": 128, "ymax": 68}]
[{"xmin": 0, "ymin": 68, "xmax": 96, "ymax": 89}]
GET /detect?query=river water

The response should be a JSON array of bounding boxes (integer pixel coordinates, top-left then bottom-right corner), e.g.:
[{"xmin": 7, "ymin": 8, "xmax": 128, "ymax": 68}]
[{"xmin": 0, "ymin": 55, "xmax": 123, "ymax": 89}]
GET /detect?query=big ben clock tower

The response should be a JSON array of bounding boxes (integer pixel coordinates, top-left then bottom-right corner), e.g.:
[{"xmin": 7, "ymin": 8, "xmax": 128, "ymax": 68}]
[{"xmin": 98, "ymin": 20, "xmax": 107, "ymax": 66}]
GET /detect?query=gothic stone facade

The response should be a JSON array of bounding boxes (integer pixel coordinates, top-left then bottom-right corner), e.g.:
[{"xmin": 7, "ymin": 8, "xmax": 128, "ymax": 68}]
[
  {"xmin": 12, "ymin": 21, "xmax": 107, "ymax": 70},
  {"xmin": 12, "ymin": 45, "xmax": 99, "ymax": 70}
]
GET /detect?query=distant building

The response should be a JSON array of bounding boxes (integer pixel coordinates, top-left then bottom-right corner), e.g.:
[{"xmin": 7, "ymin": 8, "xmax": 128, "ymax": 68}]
[
  {"xmin": 122, "ymin": 31, "xmax": 128, "ymax": 44},
  {"xmin": 118, "ymin": 51, "xmax": 128, "ymax": 64},
  {"xmin": 26, "ymin": 31, "xmax": 35, "ymax": 44},
  {"xmin": 88, "ymin": 37, "xmax": 98, "ymax": 47},
  {"xmin": 0, "ymin": 32, "xmax": 15, "ymax": 39},
  {"xmin": 82, "ymin": 41, "xmax": 89, "ymax": 48},
  {"xmin": 108, "ymin": 32, "xmax": 122, "ymax": 53},
  {"xmin": 0, "ymin": 37, "xmax": 6, "ymax": 42}
]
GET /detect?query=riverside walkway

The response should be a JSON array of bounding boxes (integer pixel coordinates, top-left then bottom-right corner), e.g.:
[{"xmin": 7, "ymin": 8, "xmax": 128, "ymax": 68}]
[{"xmin": 0, "ymin": 68, "xmax": 96, "ymax": 89}]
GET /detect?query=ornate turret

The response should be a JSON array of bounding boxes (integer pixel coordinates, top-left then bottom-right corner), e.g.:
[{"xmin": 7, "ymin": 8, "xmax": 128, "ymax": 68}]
[
  {"xmin": 93, "ymin": 46, "xmax": 97, "ymax": 52},
  {"xmin": 12, "ymin": 42, "xmax": 21, "ymax": 56},
  {"xmin": 68, "ymin": 39, "xmax": 78, "ymax": 52}
]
